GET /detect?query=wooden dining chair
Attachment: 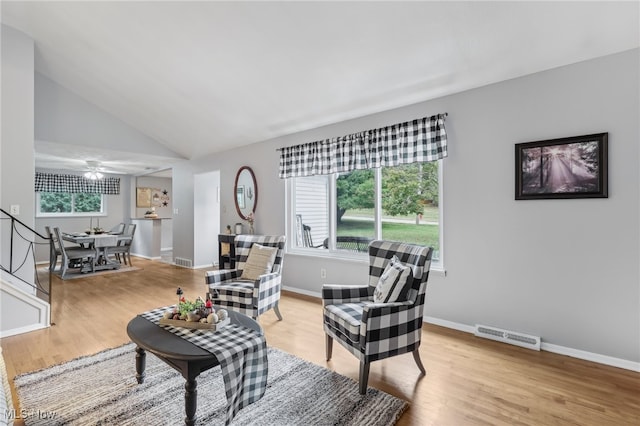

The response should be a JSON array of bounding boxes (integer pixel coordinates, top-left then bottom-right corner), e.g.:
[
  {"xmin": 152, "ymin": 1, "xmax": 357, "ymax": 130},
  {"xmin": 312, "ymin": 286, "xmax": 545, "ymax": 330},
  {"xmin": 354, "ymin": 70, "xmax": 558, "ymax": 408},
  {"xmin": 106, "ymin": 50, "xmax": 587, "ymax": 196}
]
[
  {"xmin": 44, "ymin": 226, "xmax": 61, "ymax": 272},
  {"xmin": 53, "ymin": 227, "xmax": 97, "ymax": 279},
  {"xmin": 108, "ymin": 223, "xmax": 126, "ymax": 235},
  {"xmin": 108, "ymin": 224, "xmax": 136, "ymax": 266}
]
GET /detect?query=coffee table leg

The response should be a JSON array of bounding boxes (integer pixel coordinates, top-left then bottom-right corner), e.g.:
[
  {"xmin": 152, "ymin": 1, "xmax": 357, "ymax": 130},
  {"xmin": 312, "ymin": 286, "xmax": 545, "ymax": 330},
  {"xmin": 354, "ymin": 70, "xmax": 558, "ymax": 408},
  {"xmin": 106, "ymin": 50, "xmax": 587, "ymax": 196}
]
[
  {"xmin": 135, "ymin": 346, "xmax": 146, "ymax": 384},
  {"xmin": 184, "ymin": 378, "xmax": 197, "ymax": 426}
]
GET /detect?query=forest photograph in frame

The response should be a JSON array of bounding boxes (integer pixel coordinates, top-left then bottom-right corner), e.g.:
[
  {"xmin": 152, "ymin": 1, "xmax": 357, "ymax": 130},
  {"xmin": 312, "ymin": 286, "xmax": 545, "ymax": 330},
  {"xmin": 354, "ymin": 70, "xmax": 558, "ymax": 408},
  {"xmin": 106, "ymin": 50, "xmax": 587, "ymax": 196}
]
[{"xmin": 515, "ymin": 133, "xmax": 608, "ymax": 200}]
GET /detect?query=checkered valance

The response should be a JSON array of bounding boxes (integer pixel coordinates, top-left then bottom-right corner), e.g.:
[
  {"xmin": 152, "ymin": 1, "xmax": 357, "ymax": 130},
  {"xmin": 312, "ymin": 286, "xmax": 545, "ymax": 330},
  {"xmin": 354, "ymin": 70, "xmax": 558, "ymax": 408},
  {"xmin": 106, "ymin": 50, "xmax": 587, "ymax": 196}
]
[
  {"xmin": 35, "ymin": 172, "xmax": 120, "ymax": 194},
  {"xmin": 278, "ymin": 113, "xmax": 448, "ymax": 178}
]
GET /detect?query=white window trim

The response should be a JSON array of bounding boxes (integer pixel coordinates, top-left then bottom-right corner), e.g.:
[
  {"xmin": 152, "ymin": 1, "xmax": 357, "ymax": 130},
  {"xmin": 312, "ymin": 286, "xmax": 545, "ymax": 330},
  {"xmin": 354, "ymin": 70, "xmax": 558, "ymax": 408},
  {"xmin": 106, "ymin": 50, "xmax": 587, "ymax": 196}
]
[
  {"xmin": 35, "ymin": 192, "xmax": 107, "ymax": 218},
  {"xmin": 286, "ymin": 160, "xmax": 445, "ymax": 273}
]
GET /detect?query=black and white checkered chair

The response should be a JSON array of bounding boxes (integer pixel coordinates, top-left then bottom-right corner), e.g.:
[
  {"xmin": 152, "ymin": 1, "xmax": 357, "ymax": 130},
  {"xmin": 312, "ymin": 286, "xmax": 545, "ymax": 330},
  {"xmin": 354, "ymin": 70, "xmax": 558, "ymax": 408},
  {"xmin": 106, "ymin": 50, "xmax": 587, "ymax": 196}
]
[
  {"xmin": 322, "ymin": 240, "xmax": 434, "ymax": 394},
  {"xmin": 205, "ymin": 235, "xmax": 286, "ymax": 320}
]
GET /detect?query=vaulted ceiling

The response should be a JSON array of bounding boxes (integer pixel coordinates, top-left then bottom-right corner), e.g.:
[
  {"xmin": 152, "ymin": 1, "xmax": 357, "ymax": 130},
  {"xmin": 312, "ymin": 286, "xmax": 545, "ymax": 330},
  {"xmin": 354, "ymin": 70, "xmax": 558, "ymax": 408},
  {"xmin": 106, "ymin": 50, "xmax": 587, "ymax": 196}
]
[{"xmin": 2, "ymin": 1, "xmax": 638, "ymax": 175}]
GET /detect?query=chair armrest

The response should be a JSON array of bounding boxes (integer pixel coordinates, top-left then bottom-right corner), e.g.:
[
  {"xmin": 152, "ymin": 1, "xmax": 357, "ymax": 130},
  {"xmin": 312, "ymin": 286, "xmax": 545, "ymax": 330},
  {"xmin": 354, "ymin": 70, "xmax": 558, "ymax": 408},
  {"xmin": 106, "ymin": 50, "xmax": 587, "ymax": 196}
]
[
  {"xmin": 205, "ymin": 269, "xmax": 242, "ymax": 285},
  {"xmin": 117, "ymin": 236, "xmax": 132, "ymax": 246},
  {"xmin": 253, "ymin": 271, "xmax": 281, "ymax": 296},
  {"xmin": 256, "ymin": 271, "xmax": 279, "ymax": 286},
  {"xmin": 360, "ymin": 301, "xmax": 423, "ymax": 357},
  {"xmin": 322, "ymin": 284, "xmax": 370, "ymax": 305}
]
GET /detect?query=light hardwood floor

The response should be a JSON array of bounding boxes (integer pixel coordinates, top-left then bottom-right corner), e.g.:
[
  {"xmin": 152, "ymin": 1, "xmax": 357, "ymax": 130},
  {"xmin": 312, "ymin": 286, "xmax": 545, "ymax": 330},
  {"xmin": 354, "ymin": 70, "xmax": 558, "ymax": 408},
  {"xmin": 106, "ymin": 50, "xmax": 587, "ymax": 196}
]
[{"xmin": 2, "ymin": 257, "xmax": 638, "ymax": 425}]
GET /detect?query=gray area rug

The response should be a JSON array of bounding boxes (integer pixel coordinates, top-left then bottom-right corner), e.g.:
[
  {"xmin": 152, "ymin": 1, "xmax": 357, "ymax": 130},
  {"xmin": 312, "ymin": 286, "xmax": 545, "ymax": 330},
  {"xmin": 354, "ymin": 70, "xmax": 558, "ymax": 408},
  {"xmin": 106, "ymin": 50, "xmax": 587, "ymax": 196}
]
[{"xmin": 14, "ymin": 343, "xmax": 408, "ymax": 425}]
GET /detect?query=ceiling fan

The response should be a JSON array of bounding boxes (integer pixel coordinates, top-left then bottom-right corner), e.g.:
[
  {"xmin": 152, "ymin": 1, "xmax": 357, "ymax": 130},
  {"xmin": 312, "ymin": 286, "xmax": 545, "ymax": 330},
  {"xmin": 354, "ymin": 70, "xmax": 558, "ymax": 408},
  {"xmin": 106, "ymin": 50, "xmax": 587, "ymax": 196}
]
[{"xmin": 84, "ymin": 160, "xmax": 104, "ymax": 180}]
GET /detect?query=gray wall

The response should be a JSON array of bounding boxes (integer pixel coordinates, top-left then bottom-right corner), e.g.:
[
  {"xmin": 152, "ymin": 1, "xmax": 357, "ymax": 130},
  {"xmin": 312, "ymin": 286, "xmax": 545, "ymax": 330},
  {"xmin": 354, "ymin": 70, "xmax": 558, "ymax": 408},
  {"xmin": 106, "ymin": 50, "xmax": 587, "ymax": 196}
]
[
  {"xmin": 134, "ymin": 176, "xmax": 173, "ymax": 219},
  {"xmin": 174, "ymin": 49, "xmax": 639, "ymax": 363}
]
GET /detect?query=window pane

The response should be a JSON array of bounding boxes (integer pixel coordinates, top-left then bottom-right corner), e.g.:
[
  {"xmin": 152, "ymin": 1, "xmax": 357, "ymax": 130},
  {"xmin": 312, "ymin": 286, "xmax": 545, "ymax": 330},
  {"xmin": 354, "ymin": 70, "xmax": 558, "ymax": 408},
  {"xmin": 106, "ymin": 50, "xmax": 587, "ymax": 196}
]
[
  {"xmin": 336, "ymin": 169, "xmax": 375, "ymax": 252},
  {"xmin": 74, "ymin": 193, "xmax": 102, "ymax": 213},
  {"xmin": 39, "ymin": 192, "xmax": 72, "ymax": 213},
  {"xmin": 294, "ymin": 175, "xmax": 329, "ymax": 249},
  {"xmin": 381, "ymin": 162, "xmax": 439, "ymax": 259}
]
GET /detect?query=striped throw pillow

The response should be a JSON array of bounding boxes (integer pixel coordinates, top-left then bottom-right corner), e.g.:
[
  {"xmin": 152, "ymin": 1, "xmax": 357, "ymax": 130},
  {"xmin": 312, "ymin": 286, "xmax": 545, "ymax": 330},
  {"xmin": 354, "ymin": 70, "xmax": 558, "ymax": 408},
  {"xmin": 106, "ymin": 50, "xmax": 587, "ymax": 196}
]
[{"xmin": 373, "ymin": 255, "xmax": 413, "ymax": 303}]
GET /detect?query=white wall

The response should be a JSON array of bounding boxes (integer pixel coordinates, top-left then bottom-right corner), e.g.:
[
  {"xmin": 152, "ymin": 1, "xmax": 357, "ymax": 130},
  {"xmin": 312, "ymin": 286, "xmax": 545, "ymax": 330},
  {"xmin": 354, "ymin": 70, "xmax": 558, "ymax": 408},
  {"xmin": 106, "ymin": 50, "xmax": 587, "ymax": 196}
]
[
  {"xmin": 1, "ymin": 25, "xmax": 36, "ymax": 284},
  {"xmin": 173, "ymin": 49, "xmax": 639, "ymax": 365},
  {"xmin": 35, "ymin": 73, "xmax": 183, "ymax": 159}
]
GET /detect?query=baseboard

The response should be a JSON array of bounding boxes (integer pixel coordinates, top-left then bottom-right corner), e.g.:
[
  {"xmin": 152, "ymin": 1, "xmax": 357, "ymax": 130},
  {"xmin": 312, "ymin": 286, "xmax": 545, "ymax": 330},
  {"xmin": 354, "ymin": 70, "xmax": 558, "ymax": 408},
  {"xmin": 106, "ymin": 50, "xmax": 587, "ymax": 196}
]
[
  {"xmin": 193, "ymin": 263, "xmax": 212, "ymax": 269},
  {"xmin": 129, "ymin": 253, "xmax": 161, "ymax": 260},
  {"xmin": 0, "ymin": 323, "xmax": 48, "ymax": 339},
  {"xmin": 423, "ymin": 316, "xmax": 640, "ymax": 372},
  {"xmin": 540, "ymin": 342, "xmax": 640, "ymax": 372},
  {"xmin": 282, "ymin": 286, "xmax": 321, "ymax": 299}
]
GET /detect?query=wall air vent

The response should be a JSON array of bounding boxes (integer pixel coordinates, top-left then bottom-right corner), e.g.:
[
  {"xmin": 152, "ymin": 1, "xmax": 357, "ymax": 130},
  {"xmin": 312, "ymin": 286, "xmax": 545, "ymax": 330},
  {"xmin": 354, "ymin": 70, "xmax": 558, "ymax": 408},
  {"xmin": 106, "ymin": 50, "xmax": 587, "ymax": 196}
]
[
  {"xmin": 174, "ymin": 257, "xmax": 193, "ymax": 268},
  {"xmin": 474, "ymin": 324, "xmax": 541, "ymax": 351}
]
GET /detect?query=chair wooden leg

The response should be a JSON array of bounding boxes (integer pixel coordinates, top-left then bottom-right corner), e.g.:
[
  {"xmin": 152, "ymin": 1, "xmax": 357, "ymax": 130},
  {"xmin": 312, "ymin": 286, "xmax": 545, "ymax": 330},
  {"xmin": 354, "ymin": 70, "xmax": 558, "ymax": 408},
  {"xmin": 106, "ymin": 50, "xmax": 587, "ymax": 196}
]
[
  {"xmin": 359, "ymin": 361, "xmax": 370, "ymax": 395},
  {"xmin": 326, "ymin": 335, "xmax": 333, "ymax": 361},
  {"xmin": 413, "ymin": 348, "xmax": 426, "ymax": 375},
  {"xmin": 60, "ymin": 258, "xmax": 68, "ymax": 279},
  {"xmin": 273, "ymin": 303, "xmax": 283, "ymax": 321}
]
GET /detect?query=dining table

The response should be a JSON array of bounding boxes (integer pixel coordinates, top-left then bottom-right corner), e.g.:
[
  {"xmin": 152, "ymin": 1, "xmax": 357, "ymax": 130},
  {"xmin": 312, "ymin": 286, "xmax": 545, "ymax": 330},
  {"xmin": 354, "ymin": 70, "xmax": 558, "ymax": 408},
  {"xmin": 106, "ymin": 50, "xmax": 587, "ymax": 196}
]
[{"xmin": 61, "ymin": 232, "xmax": 131, "ymax": 272}]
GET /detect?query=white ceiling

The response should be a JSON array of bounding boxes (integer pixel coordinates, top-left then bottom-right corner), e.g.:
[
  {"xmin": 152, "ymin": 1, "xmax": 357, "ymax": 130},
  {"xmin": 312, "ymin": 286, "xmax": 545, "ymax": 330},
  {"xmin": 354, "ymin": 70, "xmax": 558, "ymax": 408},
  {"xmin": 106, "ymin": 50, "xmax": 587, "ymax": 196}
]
[{"xmin": 2, "ymin": 1, "xmax": 638, "ymax": 175}]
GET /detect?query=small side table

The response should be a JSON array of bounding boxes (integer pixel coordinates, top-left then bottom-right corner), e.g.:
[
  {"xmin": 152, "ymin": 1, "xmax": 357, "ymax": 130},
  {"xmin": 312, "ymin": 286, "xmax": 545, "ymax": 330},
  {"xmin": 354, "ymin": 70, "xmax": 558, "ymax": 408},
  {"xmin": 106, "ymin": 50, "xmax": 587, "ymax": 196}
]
[{"xmin": 218, "ymin": 234, "xmax": 236, "ymax": 269}]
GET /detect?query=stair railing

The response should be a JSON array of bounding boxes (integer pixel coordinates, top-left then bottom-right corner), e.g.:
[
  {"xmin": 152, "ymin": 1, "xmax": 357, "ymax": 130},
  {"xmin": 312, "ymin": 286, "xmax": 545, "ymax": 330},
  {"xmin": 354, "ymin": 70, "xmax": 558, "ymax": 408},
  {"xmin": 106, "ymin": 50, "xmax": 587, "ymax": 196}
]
[{"xmin": 0, "ymin": 208, "xmax": 51, "ymax": 310}]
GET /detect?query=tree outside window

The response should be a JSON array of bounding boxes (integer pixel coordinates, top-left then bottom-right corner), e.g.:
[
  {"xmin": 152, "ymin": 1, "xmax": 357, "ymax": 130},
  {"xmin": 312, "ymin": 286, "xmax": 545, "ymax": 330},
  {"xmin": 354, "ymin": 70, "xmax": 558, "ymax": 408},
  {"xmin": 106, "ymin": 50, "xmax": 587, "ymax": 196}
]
[{"xmin": 38, "ymin": 192, "xmax": 103, "ymax": 215}]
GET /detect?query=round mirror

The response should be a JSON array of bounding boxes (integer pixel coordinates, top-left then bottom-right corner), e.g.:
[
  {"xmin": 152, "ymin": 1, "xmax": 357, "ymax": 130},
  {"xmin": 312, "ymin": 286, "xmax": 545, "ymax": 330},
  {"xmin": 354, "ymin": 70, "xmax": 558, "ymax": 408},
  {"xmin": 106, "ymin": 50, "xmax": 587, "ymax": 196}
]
[{"xmin": 234, "ymin": 166, "xmax": 258, "ymax": 220}]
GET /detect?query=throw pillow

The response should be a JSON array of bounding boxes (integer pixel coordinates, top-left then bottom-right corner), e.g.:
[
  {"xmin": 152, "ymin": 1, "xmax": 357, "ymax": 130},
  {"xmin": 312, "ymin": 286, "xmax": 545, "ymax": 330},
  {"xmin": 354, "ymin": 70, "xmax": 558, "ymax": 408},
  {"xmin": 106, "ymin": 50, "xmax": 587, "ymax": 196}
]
[
  {"xmin": 373, "ymin": 255, "xmax": 413, "ymax": 303},
  {"xmin": 240, "ymin": 244, "xmax": 279, "ymax": 281}
]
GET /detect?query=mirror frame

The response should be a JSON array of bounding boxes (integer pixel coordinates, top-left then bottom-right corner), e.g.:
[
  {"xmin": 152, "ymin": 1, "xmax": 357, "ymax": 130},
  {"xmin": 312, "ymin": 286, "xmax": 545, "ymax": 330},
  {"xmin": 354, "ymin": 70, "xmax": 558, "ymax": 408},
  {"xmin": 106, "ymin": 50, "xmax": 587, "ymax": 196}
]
[{"xmin": 234, "ymin": 166, "xmax": 258, "ymax": 220}]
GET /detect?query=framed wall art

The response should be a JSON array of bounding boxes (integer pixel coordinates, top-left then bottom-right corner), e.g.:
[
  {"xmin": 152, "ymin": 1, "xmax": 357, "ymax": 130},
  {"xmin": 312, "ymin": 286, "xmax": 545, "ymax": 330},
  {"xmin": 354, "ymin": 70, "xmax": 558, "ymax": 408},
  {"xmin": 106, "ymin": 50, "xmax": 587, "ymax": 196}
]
[
  {"xmin": 136, "ymin": 187, "xmax": 152, "ymax": 207},
  {"xmin": 515, "ymin": 133, "xmax": 608, "ymax": 200}
]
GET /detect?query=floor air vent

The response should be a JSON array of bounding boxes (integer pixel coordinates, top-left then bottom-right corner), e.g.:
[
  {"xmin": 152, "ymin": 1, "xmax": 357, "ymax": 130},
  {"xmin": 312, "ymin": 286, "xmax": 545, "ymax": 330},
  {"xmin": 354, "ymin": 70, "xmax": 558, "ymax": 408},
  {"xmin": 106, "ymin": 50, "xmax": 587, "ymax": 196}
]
[
  {"xmin": 174, "ymin": 257, "xmax": 193, "ymax": 268},
  {"xmin": 474, "ymin": 324, "xmax": 540, "ymax": 351}
]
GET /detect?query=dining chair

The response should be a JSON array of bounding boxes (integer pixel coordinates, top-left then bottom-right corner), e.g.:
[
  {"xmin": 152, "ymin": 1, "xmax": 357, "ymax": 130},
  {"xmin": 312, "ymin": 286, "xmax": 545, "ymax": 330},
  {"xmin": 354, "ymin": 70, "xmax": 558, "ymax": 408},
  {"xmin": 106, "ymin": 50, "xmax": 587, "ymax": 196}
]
[
  {"xmin": 44, "ymin": 226, "xmax": 62, "ymax": 272},
  {"xmin": 108, "ymin": 223, "xmax": 126, "ymax": 235},
  {"xmin": 108, "ymin": 223, "xmax": 136, "ymax": 266},
  {"xmin": 53, "ymin": 227, "xmax": 97, "ymax": 279}
]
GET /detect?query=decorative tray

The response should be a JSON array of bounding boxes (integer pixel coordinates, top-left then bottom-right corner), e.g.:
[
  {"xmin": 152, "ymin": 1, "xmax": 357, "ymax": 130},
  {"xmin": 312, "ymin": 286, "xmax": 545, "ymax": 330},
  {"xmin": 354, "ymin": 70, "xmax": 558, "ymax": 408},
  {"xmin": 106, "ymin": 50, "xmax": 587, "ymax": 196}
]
[{"xmin": 159, "ymin": 317, "xmax": 230, "ymax": 331}]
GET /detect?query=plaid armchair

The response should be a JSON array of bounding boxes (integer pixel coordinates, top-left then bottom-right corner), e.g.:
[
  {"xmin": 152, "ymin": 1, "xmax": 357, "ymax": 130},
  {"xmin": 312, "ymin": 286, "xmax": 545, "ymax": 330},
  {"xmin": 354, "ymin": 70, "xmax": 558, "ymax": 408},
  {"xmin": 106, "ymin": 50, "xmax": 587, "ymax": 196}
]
[
  {"xmin": 322, "ymin": 240, "xmax": 433, "ymax": 394},
  {"xmin": 206, "ymin": 235, "xmax": 286, "ymax": 320}
]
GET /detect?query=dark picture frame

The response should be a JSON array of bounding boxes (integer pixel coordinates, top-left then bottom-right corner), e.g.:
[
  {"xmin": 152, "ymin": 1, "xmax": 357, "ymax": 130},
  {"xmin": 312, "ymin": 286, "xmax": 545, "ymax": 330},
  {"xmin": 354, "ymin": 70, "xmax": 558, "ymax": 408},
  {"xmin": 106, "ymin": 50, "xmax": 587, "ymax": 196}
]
[{"xmin": 515, "ymin": 133, "xmax": 608, "ymax": 200}]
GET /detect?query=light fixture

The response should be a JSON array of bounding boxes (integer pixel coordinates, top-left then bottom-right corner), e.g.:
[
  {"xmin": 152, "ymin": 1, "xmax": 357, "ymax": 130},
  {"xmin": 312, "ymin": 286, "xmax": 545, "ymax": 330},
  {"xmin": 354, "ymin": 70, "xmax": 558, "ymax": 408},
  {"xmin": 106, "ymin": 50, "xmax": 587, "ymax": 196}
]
[{"xmin": 84, "ymin": 161, "xmax": 104, "ymax": 180}]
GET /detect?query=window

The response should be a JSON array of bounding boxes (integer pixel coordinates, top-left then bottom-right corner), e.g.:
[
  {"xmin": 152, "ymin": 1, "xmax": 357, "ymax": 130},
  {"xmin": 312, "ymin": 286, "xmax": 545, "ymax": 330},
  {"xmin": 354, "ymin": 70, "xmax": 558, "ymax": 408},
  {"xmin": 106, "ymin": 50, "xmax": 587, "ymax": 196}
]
[
  {"xmin": 290, "ymin": 161, "xmax": 442, "ymax": 265},
  {"xmin": 37, "ymin": 192, "xmax": 104, "ymax": 216}
]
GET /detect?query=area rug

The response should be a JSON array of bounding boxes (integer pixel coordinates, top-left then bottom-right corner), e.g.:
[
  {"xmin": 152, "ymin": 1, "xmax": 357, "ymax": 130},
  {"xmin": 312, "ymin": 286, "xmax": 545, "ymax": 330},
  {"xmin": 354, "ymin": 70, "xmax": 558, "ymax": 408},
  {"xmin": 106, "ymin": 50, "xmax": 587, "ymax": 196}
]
[
  {"xmin": 14, "ymin": 343, "xmax": 408, "ymax": 425},
  {"xmin": 41, "ymin": 265, "xmax": 141, "ymax": 280}
]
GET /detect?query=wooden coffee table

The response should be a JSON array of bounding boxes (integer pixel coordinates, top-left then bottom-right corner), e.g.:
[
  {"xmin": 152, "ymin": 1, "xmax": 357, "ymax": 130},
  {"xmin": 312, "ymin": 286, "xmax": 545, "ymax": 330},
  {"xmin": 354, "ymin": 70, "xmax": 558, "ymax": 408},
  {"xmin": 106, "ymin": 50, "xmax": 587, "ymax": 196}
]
[{"xmin": 126, "ymin": 310, "xmax": 261, "ymax": 426}]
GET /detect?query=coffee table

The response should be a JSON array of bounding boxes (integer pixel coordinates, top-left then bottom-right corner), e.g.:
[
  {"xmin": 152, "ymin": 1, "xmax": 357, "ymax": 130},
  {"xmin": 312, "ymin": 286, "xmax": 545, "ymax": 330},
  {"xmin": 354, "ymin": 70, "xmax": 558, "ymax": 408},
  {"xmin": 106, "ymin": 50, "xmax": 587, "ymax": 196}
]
[{"xmin": 126, "ymin": 310, "xmax": 262, "ymax": 426}]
